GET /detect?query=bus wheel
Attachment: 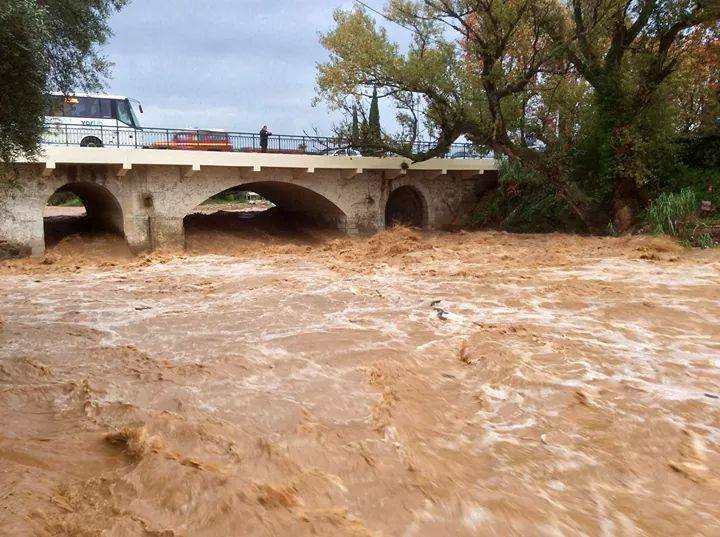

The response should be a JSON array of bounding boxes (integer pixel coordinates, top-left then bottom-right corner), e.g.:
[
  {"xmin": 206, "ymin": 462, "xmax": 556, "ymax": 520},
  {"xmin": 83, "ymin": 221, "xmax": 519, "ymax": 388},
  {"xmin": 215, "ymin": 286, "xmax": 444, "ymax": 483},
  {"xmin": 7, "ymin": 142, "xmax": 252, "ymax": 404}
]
[{"xmin": 80, "ymin": 136, "xmax": 103, "ymax": 148}]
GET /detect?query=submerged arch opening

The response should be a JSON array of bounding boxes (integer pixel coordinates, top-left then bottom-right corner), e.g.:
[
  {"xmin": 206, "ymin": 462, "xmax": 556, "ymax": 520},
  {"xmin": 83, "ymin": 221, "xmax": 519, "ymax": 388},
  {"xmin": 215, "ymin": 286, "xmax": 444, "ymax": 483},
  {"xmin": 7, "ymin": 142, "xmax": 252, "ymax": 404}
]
[
  {"xmin": 183, "ymin": 181, "xmax": 348, "ymax": 247},
  {"xmin": 385, "ymin": 186, "xmax": 426, "ymax": 228},
  {"xmin": 44, "ymin": 182, "xmax": 126, "ymax": 249}
]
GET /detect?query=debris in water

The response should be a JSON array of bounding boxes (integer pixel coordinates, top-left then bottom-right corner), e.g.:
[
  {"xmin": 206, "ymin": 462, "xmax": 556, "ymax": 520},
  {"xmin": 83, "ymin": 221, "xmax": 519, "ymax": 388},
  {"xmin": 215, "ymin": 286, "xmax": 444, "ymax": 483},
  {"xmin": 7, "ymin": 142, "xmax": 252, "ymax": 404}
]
[
  {"xmin": 256, "ymin": 484, "xmax": 300, "ymax": 509},
  {"xmin": 669, "ymin": 429, "xmax": 709, "ymax": 482},
  {"xmin": 105, "ymin": 426, "xmax": 163, "ymax": 459},
  {"xmin": 431, "ymin": 300, "xmax": 450, "ymax": 320},
  {"xmin": 574, "ymin": 390, "xmax": 597, "ymax": 407},
  {"xmin": 457, "ymin": 341, "xmax": 472, "ymax": 364}
]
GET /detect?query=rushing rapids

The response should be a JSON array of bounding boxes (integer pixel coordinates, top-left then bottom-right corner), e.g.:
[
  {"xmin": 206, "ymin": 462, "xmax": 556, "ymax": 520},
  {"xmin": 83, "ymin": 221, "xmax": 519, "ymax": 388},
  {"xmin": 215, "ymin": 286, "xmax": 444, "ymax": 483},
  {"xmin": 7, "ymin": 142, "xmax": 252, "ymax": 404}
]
[{"xmin": 1, "ymin": 213, "xmax": 719, "ymax": 536}]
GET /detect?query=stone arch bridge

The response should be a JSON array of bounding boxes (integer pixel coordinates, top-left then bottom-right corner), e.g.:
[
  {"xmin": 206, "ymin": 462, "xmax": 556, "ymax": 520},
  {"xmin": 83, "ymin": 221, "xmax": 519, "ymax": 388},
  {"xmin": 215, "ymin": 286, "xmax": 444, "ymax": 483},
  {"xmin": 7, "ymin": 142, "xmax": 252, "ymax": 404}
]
[{"xmin": 0, "ymin": 147, "xmax": 498, "ymax": 257}]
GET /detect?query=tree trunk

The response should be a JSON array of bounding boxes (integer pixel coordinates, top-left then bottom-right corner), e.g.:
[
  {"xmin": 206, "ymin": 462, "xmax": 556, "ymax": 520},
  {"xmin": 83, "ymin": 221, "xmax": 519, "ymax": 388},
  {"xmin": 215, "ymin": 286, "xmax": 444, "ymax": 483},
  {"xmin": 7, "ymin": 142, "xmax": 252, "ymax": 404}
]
[
  {"xmin": 545, "ymin": 173, "xmax": 610, "ymax": 234},
  {"xmin": 611, "ymin": 175, "xmax": 643, "ymax": 234}
]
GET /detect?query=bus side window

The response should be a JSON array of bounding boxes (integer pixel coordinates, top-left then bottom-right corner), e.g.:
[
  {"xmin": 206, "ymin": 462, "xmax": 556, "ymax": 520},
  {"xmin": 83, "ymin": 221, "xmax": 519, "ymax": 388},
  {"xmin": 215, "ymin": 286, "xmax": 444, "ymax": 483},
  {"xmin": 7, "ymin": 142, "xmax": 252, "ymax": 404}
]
[
  {"xmin": 100, "ymin": 99, "xmax": 113, "ymax": 119},
  {"xmin": 63, "ymin": 97, "xmax": 100, "ymax": 118},
  {"xmin": 116, "ymin": 100, "xmax": 134, "ymax": 127}
]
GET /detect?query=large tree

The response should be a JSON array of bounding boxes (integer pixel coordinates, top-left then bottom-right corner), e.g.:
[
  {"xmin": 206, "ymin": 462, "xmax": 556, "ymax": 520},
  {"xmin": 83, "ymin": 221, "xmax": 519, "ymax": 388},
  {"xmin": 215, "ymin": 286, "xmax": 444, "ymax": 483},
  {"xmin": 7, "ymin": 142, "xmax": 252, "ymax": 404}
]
[
  {"xmin": 551, "ymin": 0, "xmax": 720, "ymax": 230},
  {"xmin": 672, "ymin": 21, "xmax": 720, "ymax": 136},
  {"xmin": 0, "ymin": 0, "xmax": 126, "ymax": 162},
  {"xmin": 316, "ymin": 0, "xmax": 720, "ymax": 233}
]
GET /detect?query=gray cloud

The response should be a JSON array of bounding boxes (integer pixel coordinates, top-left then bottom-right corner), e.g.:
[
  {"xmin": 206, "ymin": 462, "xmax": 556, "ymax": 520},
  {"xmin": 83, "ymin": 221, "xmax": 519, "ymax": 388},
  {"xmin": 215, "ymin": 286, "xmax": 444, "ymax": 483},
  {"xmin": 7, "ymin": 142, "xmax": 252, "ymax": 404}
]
[
  {"xmin": 104, "ymin": 0, "xmax": 416, "ymax": 134},
  {"xmin": 103, "ymin": 0, "xmax": 360, "ymax": 134}
]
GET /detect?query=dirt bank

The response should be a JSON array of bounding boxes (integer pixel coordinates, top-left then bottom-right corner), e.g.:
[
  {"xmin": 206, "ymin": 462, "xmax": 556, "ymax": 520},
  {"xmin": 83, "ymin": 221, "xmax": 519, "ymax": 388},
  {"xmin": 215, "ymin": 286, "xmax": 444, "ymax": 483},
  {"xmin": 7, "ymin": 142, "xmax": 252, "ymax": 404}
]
[{"xmin": 1, "ymin": 225, "xmax": 719, "ymax": 536}]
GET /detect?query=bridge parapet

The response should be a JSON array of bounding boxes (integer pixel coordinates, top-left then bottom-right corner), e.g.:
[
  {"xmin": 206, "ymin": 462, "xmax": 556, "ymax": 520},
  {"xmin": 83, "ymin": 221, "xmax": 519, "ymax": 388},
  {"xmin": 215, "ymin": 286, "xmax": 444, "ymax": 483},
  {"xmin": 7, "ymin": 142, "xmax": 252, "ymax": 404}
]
[
  {"xmin": 25, "ymin": 146, "xmax": 497, "ymax": 174},
  {"xmin": 1, "ymin": 147, "xmax": 499, "ymax": 257},
  {"xmin": 40, "ymin": 122, "xmax": 483, "ymax": 159}
]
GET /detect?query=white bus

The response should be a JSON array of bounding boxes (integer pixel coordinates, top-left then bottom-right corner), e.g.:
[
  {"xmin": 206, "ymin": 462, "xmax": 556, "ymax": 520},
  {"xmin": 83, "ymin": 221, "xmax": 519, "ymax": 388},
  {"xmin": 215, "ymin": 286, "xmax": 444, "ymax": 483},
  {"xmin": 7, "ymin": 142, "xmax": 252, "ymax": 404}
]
[{"xmin": 44, "ymin": 93, "xmax": 144, "ymax": 147}]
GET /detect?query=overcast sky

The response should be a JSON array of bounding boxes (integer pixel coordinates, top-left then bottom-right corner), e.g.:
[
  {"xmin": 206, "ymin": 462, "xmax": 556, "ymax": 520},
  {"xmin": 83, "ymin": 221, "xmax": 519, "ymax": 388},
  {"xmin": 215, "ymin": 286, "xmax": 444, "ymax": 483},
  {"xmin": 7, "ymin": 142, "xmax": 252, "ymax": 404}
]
[{"xmin": 103, "ymin": 0, "xmax": 406, "ymax": 135}]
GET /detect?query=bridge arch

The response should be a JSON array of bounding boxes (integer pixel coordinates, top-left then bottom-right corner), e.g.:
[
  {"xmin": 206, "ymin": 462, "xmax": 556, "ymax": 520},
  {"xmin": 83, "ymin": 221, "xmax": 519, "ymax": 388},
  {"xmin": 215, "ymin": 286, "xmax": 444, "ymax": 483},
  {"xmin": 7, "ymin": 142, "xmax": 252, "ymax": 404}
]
[
  {"xmin": 183, "ymin": 180, "xmax": 348, "ymax": 232},
  {"xmin": 44, "ymin": 182, "xmax": 126, "ymax": 247},
  {"xmin": 385, "ymin": 185, "xmax": 427, "ymax": 228}
]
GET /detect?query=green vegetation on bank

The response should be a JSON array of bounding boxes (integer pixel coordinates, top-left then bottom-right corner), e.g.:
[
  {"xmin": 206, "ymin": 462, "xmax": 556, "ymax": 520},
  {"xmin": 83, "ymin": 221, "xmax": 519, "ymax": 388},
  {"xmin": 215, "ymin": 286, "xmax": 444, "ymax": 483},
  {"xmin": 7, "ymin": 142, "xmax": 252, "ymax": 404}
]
[
  {"xmin": 204, "ymin": 196, "xmax": 252, "ymax": 206},
  {"xmin": 316, "ymin": 1, "xmax": 720, "ymax": 239},
  {"xmin": 643, "ymin": 189, "xmax": 718, "ymax": 248},
  {"xmin": 477, "ymin": 136, "xmax": 719, "ymax": 246},
  {"xmin": 47, "ymin": 192, "xmax": 83, "ymax": 206},
  {"xmin": 474, "ymin": 160, "xmax": 586, "ymax": 234}
]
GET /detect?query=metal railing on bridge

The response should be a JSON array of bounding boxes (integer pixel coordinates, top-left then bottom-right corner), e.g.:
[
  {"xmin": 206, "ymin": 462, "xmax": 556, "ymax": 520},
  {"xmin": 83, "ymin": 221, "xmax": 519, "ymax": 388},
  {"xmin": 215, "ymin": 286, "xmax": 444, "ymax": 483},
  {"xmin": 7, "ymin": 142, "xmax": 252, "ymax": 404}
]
[{"xmin": 41, "ymin": 123, "xmax": 483, "ymax": 159}]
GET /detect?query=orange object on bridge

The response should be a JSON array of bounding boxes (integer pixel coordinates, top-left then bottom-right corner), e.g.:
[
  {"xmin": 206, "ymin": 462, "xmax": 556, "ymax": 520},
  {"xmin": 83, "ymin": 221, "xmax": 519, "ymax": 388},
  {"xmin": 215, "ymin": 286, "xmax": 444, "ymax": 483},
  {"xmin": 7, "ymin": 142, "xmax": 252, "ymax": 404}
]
[{"xmin": 152, "ymin": 131, "xmax": 233, "ymax": 151}]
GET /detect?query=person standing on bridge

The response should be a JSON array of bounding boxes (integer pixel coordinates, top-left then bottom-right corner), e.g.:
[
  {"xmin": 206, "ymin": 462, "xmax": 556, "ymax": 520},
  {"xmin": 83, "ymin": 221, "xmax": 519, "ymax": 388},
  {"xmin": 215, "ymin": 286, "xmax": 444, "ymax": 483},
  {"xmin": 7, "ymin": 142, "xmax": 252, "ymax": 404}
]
[{"xmin": 259, "ymin": 125, "xmax": 272, "ymax": 153}]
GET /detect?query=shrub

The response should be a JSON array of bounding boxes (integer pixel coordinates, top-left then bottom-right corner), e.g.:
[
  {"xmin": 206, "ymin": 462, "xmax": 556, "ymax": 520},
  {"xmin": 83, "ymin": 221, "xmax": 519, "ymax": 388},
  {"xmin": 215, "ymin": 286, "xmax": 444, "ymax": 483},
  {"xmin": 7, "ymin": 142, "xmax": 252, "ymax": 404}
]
[
  {"xmin": 696, "ymin": 233, "xmax": 716, "ymax": 249},
  {"xmin": 473, "ymin": 159, "xmax": 585, "ymax": 233},
  {"xmin": 643, "ymin": 187, "xmax": 719, "ymax": 248},
  {"xmin": 644, "ymin": 188, "xmax": 697, "ymax": 236}
]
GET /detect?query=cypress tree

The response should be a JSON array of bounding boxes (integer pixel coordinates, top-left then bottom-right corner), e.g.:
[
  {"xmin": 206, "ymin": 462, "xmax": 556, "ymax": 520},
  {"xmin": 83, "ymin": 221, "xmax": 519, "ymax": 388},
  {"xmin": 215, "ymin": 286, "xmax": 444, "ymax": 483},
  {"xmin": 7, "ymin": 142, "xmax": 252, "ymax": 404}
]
[
  {"xmin": 369, "ymin": 87, "xmax": 381, "ymax": 139},
  {"xmin": 351, "ymin": 105, "xmax": 359, "ymax": 142}
]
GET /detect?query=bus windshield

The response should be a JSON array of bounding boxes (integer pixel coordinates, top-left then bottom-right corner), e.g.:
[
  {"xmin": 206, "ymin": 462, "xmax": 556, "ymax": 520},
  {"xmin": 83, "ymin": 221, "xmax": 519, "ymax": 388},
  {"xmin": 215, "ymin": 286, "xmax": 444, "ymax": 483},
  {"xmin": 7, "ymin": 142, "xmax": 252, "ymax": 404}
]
[{"xmin": 116, "ymin": 99, "xmax": 137, "ymax": 127}]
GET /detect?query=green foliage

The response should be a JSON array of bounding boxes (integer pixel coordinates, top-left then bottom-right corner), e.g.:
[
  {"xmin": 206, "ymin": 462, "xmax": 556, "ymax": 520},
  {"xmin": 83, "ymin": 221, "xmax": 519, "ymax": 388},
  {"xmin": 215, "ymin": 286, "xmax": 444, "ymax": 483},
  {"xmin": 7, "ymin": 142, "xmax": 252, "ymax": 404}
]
[
  {"xmin": 644, "ymin": 188, "xmax": 697, "ymax": 236},
  {"xmin": 368, "ymin": 87, "xmax": 380, "ymax": 137},
  {"xmin": 205, "ymin": 196, "xmax": 251, "ymax": 206},
  {"xmin": 47, "ymin": 191, "xmax": 82, "ymax": 206},
  {"xmin": 678, "ymin": 134, "xmax": 720, "ymax": 169},
  {"xmin": 315, "ymin": 1, "xmax": 720, "ymax": 232},
  {"xmin": 649, "ymin": 166, "xmax": 720, "ymax": 206},
  {"xmin": 0, "ymin": 0, "xmax": 127, "ymax": 162},
  {"xmin": 641, "ymin": 186, "xmax": 718, "ymax": 248},
  {"xmin": 351, "ymin": 105, "xmax": 359, "ymax": 141},
  {"xmin": 0, "ymin": 1, "xmax": 47, "ymax": 162},
  {"xmin": 696, "ymin": 233, "xmax": 717, "ymax": 249},
  {"xmin": 474, "ymin": 160, "xmax": 585, "ymax": 233}
]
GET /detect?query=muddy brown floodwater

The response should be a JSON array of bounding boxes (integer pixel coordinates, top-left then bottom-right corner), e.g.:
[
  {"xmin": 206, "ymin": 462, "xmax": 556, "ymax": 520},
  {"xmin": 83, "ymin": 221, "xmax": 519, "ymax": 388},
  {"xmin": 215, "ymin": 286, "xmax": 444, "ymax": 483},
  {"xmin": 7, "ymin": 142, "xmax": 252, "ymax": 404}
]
[{"xmin": 1, "ymin": 213, "xmax": 720, "ymax": 536}]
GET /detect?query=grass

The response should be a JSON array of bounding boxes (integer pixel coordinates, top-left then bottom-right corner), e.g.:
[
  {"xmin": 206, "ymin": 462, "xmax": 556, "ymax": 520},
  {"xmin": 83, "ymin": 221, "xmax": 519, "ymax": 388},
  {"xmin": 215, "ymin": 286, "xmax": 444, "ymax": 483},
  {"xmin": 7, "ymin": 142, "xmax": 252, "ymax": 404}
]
[
  {"xmin": 47, "ymin": 193, "xmax": 83, "ymax": 206},
  {"xmin": 644, "ymin": 187, "xmax": 698, "ymax": 236},
  {"xmin": 643, "ymin": 187, "xmax": 718, "ymax": 248},
  {"xmin": 58, "ymin": 197, "xmax": 84, "ymax": 207},
  {"xmin": 696, "ymin": 233, "xmax": 716, "ymax": 249},
  {"xmin": 204, "ymin": 197, "xmax": 253, "ymax": 205}
]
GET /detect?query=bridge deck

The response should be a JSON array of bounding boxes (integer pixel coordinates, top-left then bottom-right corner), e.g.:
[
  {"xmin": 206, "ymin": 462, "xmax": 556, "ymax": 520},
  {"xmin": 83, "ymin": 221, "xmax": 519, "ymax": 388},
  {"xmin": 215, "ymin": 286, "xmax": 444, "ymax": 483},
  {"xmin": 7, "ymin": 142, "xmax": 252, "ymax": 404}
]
[{"xmin": 25, "ymin": 146, "xmax": 498, "ymax": 175}]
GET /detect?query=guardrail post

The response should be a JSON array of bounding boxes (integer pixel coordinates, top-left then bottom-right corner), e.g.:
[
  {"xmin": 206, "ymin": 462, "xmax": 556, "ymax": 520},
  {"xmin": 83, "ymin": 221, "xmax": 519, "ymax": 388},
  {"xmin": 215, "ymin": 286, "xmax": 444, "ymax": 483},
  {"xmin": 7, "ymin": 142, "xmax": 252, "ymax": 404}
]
[{"xmin": 64, "ymin": 124, "xmax": 69, "ymax": 146}]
